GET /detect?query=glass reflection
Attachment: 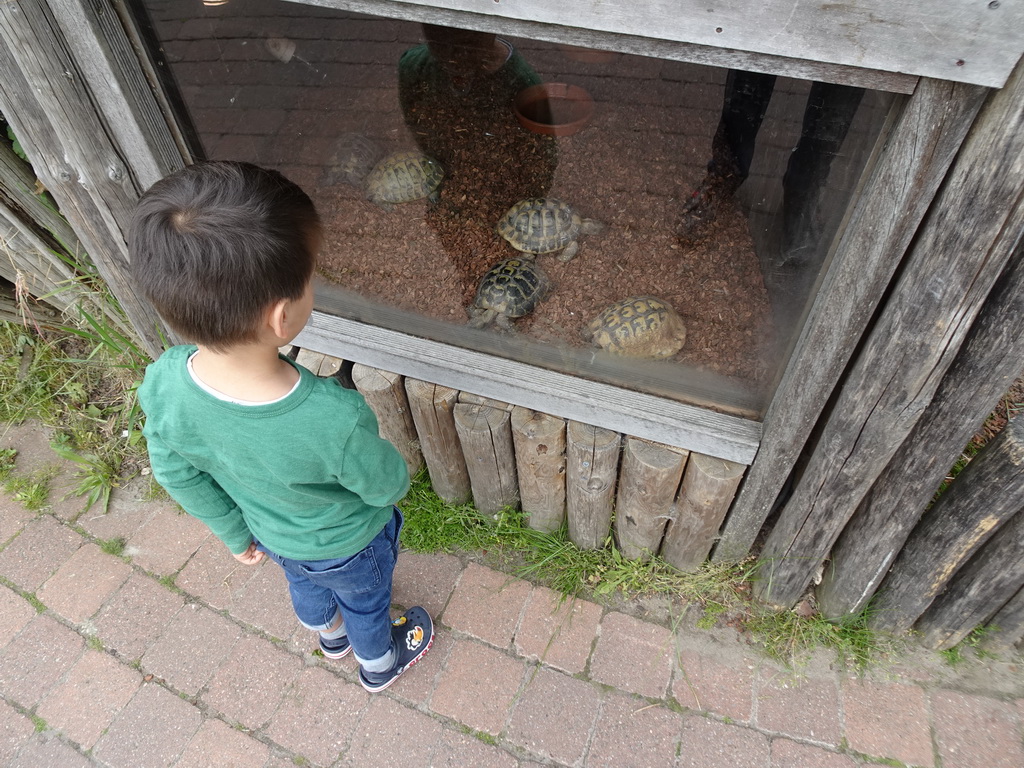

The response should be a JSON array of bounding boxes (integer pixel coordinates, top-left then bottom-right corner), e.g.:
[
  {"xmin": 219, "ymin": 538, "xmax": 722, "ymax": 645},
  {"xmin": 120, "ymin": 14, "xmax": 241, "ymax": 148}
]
[{"xmin": 135, "ymin": 0, "xmax": 894, "ymax": 415}]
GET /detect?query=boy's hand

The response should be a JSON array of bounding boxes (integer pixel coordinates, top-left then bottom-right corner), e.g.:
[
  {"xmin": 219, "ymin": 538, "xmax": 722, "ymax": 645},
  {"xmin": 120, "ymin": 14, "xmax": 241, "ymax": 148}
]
[{"xmin": 233, "ymin": 542, "xmax": 265, "ymax": 565}]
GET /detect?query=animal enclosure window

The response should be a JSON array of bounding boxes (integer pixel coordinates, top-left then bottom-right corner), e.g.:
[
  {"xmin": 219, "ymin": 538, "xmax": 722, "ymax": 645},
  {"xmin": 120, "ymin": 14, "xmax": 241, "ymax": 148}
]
[{"xmin": 134, "ymin": 0, "xmax": 896, "ymax": 417}]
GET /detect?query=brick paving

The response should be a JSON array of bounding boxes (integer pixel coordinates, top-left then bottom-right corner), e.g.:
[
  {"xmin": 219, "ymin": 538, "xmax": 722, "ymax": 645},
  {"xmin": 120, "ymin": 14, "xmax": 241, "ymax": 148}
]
[{"xmin": 0, "ymin": 425, "xmax": 1022, "ymax": 767}]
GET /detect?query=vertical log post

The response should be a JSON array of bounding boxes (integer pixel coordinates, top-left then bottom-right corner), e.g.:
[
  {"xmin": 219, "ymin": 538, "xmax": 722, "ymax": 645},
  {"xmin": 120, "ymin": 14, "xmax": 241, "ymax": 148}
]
[
  {"xmin": 511, "ymin": 406, "xmax": 566, "ymax": 533},
  {"xmin": 405, "ymin": 379, "xmax": 471, "ymax": 504},
  {"xmin": 914, "ymin": 508, "xmax": 1024, "ymax": 650},
  {"xmin": 316, "ymin": 354, "xmax": 344, "ymax": 378},
  {"xmin": 869, "ymin": 416, "xmax": 1024, "ymax": 633},
  {"xmin": 981, "ymin": 585, "xmax": 1024, "ymax": 652},
  {"xmin": 661, "ymin": 453, "xmax": 746, "ymax": 572},
  {"xmin": 566, "ymin": 421, "xmax": 620, "ymax": 550},
  {"xmin": 454, "ymin": 399, "xmax": 518, "ymax": 517},
  {"xmin": 614, "ymin": 438, "xmax": 688, "ymax": 561},
  {"xmin": 295, "ymin": 348, "xmax": 326, "ymax": 374},
  {"xmin": 351, "ymin": 364, "xmax": 424, "ymax": 478}
]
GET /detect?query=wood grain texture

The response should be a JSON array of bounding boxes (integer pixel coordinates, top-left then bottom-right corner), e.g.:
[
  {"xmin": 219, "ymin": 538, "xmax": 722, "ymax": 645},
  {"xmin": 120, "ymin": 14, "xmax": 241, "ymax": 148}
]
[
  {"xmin": 302, "ymin": 0, "xmax": 1021, "ymax": 87},
  {"xmin": 352, "ymin": 364, "xmax": 424, "ymax": 478},
  {"xmin": 511, "ymin": 406, "xmax": 566, "ymax": 534},
  {"xmin": 454, "ymin": 401, "xmax": 518, "ymax": 516},
  {"xmin": 982, "ymin": 586, "xmax": 1024, "ymax": 652},
  {"xmin": 752, "ymin": 64, "xmax": 1024, "ymax": 608},
  {"xmin": 405, "ymin": 379, "xmax": 471, "ymax": 504},
  {"xmin": 714, "ymin": 78, "xmax": 988, "ymax": 565},
  {"xmin": 614, "ymin": 438, "xmax": 688, "ymax": 561},
  {"xmin": 566, "ymin": 420, "xmax": 620, "ymax": 549}
]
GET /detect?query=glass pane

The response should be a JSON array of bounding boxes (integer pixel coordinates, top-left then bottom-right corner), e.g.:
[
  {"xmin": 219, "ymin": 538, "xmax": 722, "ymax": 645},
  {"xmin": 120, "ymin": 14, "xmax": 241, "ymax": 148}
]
[{"xmin": 136, "ymin": 0, "xmax": 896, "ymax": 417}]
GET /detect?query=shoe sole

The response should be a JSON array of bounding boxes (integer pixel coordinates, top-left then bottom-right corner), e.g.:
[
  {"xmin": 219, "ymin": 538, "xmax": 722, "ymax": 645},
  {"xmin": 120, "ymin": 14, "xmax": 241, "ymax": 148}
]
[
  {"xmin": 358, "ymin": 631, "xmax": 434, "ymax": 693},
  {"xmin": 319, "ymin": 643, "xmax": 353, "ymax": 660}
]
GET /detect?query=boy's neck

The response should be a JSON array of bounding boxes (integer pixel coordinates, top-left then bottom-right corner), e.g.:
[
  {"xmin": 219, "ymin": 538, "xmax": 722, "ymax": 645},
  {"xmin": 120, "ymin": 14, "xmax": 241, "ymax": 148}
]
[{"xmin": 191, "ymin": 342, "xmax": 299, "ymax": 402}]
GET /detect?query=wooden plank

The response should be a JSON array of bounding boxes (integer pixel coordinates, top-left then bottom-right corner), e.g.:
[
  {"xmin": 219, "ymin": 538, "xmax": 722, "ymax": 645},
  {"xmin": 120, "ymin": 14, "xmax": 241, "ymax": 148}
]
[
  {"xmin": 302, "ymin": 0, "xmax": 1020, "ymax": 87},
  {"xmin": 713, "ymin": 77, "xmax": 988, "ymax": 564},
  {"xmin": 914, "ymin": 509, "xmax": 1024, "ymax": 651},
  {"xmin": 317, "ymin": 354, "xmax": 344, "ymax": 378},
  {"xmin": 294, "ymin": 314, "xmax": 761, "ymax": 463},
  {"xmin": 614, "ymin": 437, "xmax": 688, "ymax": 561},
  {"xmin": 453, "ymin": 401, "xmax": 518, "ymax": 517},
  {"xmin": 566, "ymin": 421, "xmax": 620, "ymax": 550},
  {"xmin": 868, "ymin": 416, "xmax": 1024, "ymax": 634},
  {"xmin": 661, "ymin": 453, "xmax": 746, "ymax": 572},
  {"xmin": 0, "ymin": 1, "xmax": 173, "ymax": 355},
  {"xmin": 751, "ymin": 64, "xmax": 1024, "ymax": 609},
  {"xmin": 511, "ymin": 406, "xmax": 566, "ymax": 534},
  {"xmin": 982, "ymin": 586, "xmax": 1024, "ymax": 652},
  {"xmin": 405, "ymin": 378, "xmax": 471, "ymax": 504},
  {"xmin": 351, "ymin": 364, "xmax": 424, "ymax": 478},
  {"xmin": 818, "ymin": 236, "xmax": 1024, "ymax": 619}
]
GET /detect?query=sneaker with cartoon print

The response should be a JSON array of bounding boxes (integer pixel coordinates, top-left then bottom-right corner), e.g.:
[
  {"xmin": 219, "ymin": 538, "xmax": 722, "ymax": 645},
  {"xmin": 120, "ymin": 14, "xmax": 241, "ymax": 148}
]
[{"xmin": 358, "ymin": 606, "xmax": 434, "ymax": 693}]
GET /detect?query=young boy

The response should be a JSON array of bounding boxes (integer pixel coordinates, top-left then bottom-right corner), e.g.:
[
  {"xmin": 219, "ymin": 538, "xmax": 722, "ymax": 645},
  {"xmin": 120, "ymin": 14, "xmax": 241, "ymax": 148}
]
[{"xmin": 130, "ymin": 161, "xmax": 432, "ymax": 693}]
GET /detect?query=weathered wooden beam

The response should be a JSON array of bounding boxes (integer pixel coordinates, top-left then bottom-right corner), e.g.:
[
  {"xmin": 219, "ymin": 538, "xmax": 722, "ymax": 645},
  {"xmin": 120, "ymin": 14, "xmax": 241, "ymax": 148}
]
[
  {"xmin": 868, "ymin": 416, "xmax": 1024, "ymax": 634},
  {"xmin": 818, "ymin": 236, "xmax": 1024, "ymax": 618},
  {"xmin": 982, "ymin": 585, "xmax": 1024, "ymax": 652},
  {"xmin": 454, "ymin": 400, "xmax": 518, "ymax": 517},
  {"xmin": 511, "ymin": 406, "xmax": 566, "ymax": 534},
  {"xmin": 0, "ymin": 0, "xmax": 178, "ymax": 356},
  {"xmin": 404, "ymin": 378, "xmax": 471, "ymax": 504},
  {"xmin": 752, "ymin": 62, "xmax": 1024, "ymax": 608},
  {"xmin": 352, "ymin": 364, "xmax": 424, "ymax": 478},
  {"xmin": 913, "ymin": 507, "xmax": 1024, "ymax": 651},
  {"xmin": 714, "ymin": 78, "xmax": 988, "ymax": 564},
  {"xmin": 566, "ymin": 421, "xmax": 620, "ymax": 550}
]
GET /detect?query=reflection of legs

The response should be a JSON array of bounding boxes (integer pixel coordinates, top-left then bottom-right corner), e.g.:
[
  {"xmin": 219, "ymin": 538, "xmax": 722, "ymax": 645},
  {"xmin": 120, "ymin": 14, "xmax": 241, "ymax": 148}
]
[
  {"xmin": 681, "ymin": 70, "xmax": 775, "ymax": 237},
  {"xmin": 781, "ymin": 82, "xmax": 865, "ymax": 260}
]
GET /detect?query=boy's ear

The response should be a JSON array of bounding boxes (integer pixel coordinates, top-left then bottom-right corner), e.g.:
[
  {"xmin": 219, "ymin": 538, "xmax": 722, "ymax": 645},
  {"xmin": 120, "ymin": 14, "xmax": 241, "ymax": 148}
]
[{"xmin": 265, "ymin": 298, "xmax": 290, "ymax": 340}]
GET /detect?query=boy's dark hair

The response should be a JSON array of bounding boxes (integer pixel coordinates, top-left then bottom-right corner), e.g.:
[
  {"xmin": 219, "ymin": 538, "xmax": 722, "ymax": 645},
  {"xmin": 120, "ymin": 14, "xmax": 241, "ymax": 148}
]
[{"xmin": 129, "ymin": 161, "xmax": 320, "ymax": 350}]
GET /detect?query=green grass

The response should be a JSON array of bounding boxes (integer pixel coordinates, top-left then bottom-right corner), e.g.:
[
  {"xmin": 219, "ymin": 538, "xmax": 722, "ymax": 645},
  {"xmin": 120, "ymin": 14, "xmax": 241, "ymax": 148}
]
[{"xmin": 938, "ymin": 625, "xmax": 1000, "ymax": 666}]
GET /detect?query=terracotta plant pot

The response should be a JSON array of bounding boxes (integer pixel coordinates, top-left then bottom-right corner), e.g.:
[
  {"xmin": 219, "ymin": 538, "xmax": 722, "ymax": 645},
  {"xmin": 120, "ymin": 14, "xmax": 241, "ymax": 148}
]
[{"xmin": 513, "ymin": 83, "xmax": 595, "ymax": 137}]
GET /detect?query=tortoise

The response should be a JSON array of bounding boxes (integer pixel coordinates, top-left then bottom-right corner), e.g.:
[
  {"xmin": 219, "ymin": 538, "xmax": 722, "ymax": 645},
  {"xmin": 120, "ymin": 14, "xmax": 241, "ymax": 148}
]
[
  {"xmin": 365, "ymin": 150, "xmax": 444, "ymax": 209},
  {"xmin": 321, "ymin": 132, "xmax": 384, "ymax": 187},
  {"xmin": 496, "ymin": 197, "xmax": 604, "ymax": 262},
  {"xmin": 582, "ymin": 296, "xmax": 687, "ymax": 359},
  {"xmin": 467, "ymin": 258, "xmax": 549, "ymax": 331}
]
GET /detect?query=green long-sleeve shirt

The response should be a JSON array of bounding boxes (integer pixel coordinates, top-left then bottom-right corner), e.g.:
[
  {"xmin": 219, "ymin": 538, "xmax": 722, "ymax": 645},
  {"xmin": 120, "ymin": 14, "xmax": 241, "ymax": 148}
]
[{"xmin": 138, "ymin": 345, "xmax": 410, "ymax": 560}]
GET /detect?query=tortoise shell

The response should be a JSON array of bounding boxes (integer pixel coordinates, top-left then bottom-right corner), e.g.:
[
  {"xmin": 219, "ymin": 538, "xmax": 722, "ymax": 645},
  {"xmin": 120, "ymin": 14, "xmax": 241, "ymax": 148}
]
[
  {"xmin": 468, "ymin": 258, "xmax": 549, "ymax": 330},
  {"xmin": 496, "ymin": 197, "xmax": 603, "ymax": 262},
  {"xmin": 365, "ymin": 150, "xmax": 444, "ymax": 208},
  {"xmin": 584, "ymin": 296, "xmax": 687, "ymax": 359}
]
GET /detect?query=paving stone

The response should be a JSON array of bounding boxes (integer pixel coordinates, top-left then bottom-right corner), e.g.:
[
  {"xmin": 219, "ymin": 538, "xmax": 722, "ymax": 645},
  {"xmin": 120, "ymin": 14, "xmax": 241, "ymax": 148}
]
[
  {"xmin": 125, "ymin": 502, "xmax": 210, "ymax": 576},
  {"xmin": 932, "ymin": 690, "xmax": 1024, "ymax": 768},
  {"xmin": 755, "ymin": 669, "xmax": 842, "ymax": 746},
  {"xmin": 341, "ymin": 696, "xmax": 444, "ymax": 768},
  {"xmin": 442, "ymin": 562, "xmax": 532, "ymax": 648},
  {"xmin": 0, "ymin": 700, "xmax": 35, "ymax": 764},
  {"xmin": 586, "ymin": 689, "xmax": 685, "ymax": 768},
  {"xmin": 393, "ymin": 549, "xmax": 463, "ymax": 617},
  {"xmin": 430, "ymin": 638, "xmax": 526, "ymax": 736},
  {"xmin": 78, "ymin": 490, "xmax": 156, "ymax": 543},
  {"xmin": 0, "ymin": 422, "xmax": 83, "ymax": 522},
  {"xmin": 140, "ymin": 603, "xmax": 243, "ymax": 695},
  {"xmin": 35, "ymin": 649, "xmax": 141, "ymax": 749},
  {"xmin": 0, "ymin": 514, "xmax": 84, "ymax": 591},
  {"xmin": 229, "ymin": 559, "xmax": 301, "ymax": 641},
  {"xmin": 0, "ymin": 585, "xmax": 35, "ymax": 649},
  {"xmin": 7, "ymin": 732, "xmax": 92, "ymax": 768},
  {"xmin": 590, "ymin": 611, "xmax": 675, "ymax": 699},
  {"xmin": 389, "ymin": 620, "xmax": 452, "ymax": 706},
  {"xmin": 92, "ymin": 682, "xmax": 202, "ymax": 767},
  {"xmin": 36, "ymin": 542, "xmax": 131, "ymax": 623},
  {"xmin": 0, "ymin": 495, "xmax": 33, "ymax": 545},
  {"xmin": 202, "ymin": 634, "xmax": 302, "ymax": 730},
  {"xmin": 430, "ymin": 728, "xmax": 519, "ymax": 768},
  {"xmin": 843, "ymin": 680, "xmax": 933, "ymax": 767},
  {"xmin": 672, "ymin": 646, "xmax": 757, "ymax": 722},
  {"xmin": 91, "ymin": 572, "xmax": 185, "ymax": 662},
  {"xmin": 0, "ymin": 614, "xmax": 84, "ymax": 708},
  {"xmin": 770, "ymin": 738, "xmax": 859, "ymax": 767},
  {"xmin": 506, "ymin": 666, "xmax": 602, "ymax": 765},
  {"xmin": 514, "ymin": 585, "xmax": 602, "ymax": 675},
  {"xmin": 176, "ymin": 718, "xmax": 271, "ymax": 768},
  {"xmin": 677, "ymin": 715, "xmax": 771, "ymax": 768},
  {"xmin": 266, "ymin": 665, "xmax": 369, "ymax": 766},
  {"xmin": 174, "ymin": 535, "xmax": 259, "ymax": 609}
]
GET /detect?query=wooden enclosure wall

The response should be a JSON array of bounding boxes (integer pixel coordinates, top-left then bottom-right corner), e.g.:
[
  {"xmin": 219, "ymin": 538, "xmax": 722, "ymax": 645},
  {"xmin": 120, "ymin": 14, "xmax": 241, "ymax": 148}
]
[{"xmin": 291, "ymin": 347, "xmax": 745, "ymax": 570}]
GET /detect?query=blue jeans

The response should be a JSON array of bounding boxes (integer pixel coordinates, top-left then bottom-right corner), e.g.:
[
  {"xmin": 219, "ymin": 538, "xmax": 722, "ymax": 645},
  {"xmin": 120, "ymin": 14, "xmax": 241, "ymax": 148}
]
[{"xmin": 258, "ymin": 507, "xmax": 402, "ymax": 663}]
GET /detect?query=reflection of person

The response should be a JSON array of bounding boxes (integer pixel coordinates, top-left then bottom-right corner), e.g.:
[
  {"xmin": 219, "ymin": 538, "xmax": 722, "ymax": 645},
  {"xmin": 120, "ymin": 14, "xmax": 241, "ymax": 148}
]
[
  {"xmin": 129, "ymin": 161, "xmax": 432, "ymax": 693},
  {"xmin": 683, "ymin": 71, "xmax": 864, "ymax": 265}
]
